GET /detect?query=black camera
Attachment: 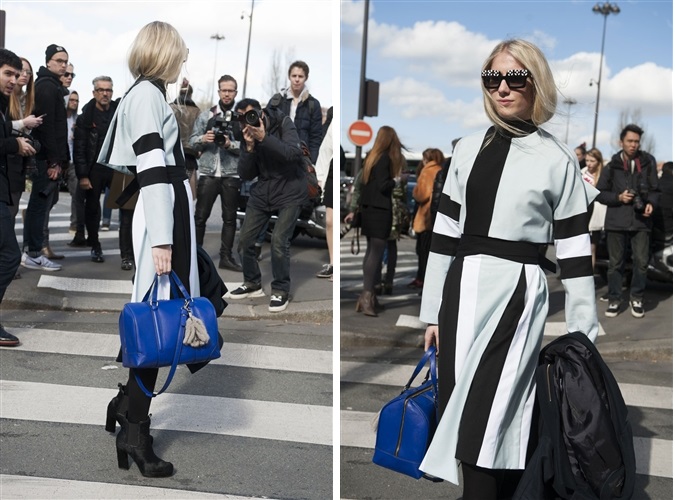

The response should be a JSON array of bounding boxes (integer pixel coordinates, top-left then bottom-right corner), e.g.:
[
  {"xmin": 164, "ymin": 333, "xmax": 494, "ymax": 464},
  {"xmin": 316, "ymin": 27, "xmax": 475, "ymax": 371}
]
[
  {"xmin": 11, "ymin": 129, "xmax": 40, "ymax": 177},
  {"xmin": 629, "ymin": 178, "xmax": 649, "ymax": 214},
  {"xmin": 211, "ymin": 115, "xmax": 232, "ymax": 147},
  {"xmin": 234, "ymin": 109, "xmax": 263, "ymax": 127}
]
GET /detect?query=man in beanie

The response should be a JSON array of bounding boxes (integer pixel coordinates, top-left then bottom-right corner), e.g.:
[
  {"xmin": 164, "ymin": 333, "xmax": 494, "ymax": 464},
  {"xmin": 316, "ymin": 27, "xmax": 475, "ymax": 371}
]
[{"xmin": 21, "ymin": 44, "xmax": 70, "ymax": 271}]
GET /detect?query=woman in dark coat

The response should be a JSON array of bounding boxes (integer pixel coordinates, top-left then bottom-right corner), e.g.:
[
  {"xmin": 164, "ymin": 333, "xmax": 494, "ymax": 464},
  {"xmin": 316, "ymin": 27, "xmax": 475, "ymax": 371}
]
[{"xmin": 350, "ymin": 125, "xmax": 405, "ymax": 316}]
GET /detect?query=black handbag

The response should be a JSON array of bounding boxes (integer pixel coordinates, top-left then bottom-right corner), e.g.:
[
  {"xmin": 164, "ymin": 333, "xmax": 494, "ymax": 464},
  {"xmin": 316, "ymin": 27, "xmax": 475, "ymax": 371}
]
[
  {"xmin": 372, "ymin": 347, "xmax": 440, "ymax": 480},
  {"xmin": 119, "ymin": 271, "xmax": 221, "ymax": 397}
]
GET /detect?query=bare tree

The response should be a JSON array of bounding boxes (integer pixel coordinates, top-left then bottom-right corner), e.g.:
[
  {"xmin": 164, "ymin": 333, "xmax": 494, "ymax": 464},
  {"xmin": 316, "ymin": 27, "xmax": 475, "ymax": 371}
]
[
  {"xmin": 615, "ymin": 108, "xmax": 656, "ymax": 155},
  {"xmin": 262, "ymin": 47, "xmax": 296, "ymax": 103}
]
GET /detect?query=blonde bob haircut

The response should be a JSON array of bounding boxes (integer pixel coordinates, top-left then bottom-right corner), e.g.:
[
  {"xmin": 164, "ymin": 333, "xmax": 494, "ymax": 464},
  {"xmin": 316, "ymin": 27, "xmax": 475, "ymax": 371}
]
[
  {"xmin": 127, "ymin": 21, "xmax": 187, "ymax": 85},
  {"xmin": 482, "ymin": 39, "xmax": 557, "ymax": 137}
]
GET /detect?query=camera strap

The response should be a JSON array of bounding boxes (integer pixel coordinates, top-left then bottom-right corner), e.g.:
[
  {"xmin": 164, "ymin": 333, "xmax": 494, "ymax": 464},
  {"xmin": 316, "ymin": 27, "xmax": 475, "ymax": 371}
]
[{"xmin": 621, "ymin": 153, "xmax": 642, "ymax": 174}]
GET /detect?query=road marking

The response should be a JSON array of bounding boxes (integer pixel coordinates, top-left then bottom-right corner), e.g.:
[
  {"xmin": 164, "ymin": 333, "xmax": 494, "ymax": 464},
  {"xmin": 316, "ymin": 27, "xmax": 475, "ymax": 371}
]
[
  {"xmin": 340, "ymin": 410, "xmax": 672, "ymax": 478},
  {"xmin": 9, "ymin": 328, "xmax": 332, "ymax": 374},
  {"xmin": 340, "ymin": 361, "xmax": 670, "ymax": 409},
  {"xmin": 0, "ymin": 474, "xmax": 268, "ymax": 499},
  {"xmin": 1, "ymin": 380, "xmax": 331, "ymax": 446}
]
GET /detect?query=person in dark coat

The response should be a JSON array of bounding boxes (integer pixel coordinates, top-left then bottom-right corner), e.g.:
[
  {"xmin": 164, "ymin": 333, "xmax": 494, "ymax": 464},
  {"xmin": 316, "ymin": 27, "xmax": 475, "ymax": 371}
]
[
  {"xmin": 348, "ymin": 125, "xmax": 405, "ymax": 317},
  {"xmin": 0, "ymin": 48, "xmax": 36, "ymax": 346},
  {"xmin": 277, "ymin": 60, "xmax": 322, "ymax": 163},
  {"xmin": 595, "ymin": 124, "xmax": 659, "ymax": 319},
  {"xmin": 229, "ymin": 98, "xmax": 307, "ymax": 313}
]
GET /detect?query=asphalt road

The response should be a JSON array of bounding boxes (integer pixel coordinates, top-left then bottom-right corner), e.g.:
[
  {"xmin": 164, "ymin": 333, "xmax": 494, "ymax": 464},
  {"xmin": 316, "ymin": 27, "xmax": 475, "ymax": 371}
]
[{"xmin": 0, "ymin": 193, "xmax": 333, "ymax": 499}]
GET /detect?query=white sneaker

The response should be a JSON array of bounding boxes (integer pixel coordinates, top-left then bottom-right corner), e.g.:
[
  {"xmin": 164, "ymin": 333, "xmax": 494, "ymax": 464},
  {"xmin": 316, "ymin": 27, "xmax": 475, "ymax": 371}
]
[{"xmin": 21, "ymin": 253, "xmax": 62, "ymax": 271}]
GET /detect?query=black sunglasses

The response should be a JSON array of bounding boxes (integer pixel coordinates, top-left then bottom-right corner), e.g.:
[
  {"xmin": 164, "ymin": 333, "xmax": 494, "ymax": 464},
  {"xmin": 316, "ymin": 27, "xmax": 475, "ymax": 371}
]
[
  {"xmin": 64, "ymin": 72, "xmax": 76, "ymax": 78},
  {"xmin": 481, "ymin": 69, "xmax": 531, "ymax": 89}
]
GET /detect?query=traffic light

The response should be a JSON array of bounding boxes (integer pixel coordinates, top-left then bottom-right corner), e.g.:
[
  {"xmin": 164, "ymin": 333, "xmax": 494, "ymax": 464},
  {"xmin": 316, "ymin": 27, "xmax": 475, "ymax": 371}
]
[{"xmin": 363, "ymin": 79, "xmax": 379, "ymax": 117}]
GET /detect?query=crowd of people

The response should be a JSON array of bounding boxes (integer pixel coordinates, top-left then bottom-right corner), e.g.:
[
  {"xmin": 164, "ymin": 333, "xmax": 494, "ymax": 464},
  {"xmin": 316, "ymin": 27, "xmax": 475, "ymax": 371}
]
[{"xmin": 0, "ymin": 38, "xmax": 333, "ymax": 326}]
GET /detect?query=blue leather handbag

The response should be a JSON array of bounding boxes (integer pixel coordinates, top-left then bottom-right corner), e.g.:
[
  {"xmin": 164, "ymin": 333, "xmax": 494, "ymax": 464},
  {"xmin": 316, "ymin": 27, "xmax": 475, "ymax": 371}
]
[
  {"xmin": 372, "ymin": 346, "xmax": 439, "ymax": 480},
  {"xmin": 119, "ymin": 271, "xmax": 221, "ymax": 397}
]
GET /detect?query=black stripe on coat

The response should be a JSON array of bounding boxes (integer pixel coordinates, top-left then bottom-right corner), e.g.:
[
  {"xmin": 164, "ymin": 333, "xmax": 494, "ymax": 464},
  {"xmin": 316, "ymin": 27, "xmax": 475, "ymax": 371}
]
[
  {"xmin": 438, "ymin": 193, "xmax": 461, "ymax": 221},
  {"xmin": 558, "ymin": 255, "xmax": 594, "ymax": 280},
  {"xmin": 132, "ymin": 132, "xmax": 164, "ymax": 156},
  {"xmin": 455, "ymin": 267, "xmax": 527, "ymax": 464},
  {"xmin": 430, "ymin": 233, "xmax": 459, "ymax": 256},
  {"xmin": 438, "ymin": 256, "xmax": 464, "ymax": 418},
  {"xmin": 137, "ymin": 166, "xmax": 169, "ymax": 188},
  {"xmin": 464, "ymin": 129, "xmax": 510, "ymax": 236},
  {"xmin": 553, "ymin": 212, "xmax": 590, "ymax": 240}
]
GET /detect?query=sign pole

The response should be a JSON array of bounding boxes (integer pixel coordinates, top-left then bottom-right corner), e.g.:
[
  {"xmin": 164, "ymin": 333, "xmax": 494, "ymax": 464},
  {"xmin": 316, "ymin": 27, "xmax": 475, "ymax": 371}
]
[{"xmin": 354, "ymin": 0, "xmax": 370, "ymax": 179}]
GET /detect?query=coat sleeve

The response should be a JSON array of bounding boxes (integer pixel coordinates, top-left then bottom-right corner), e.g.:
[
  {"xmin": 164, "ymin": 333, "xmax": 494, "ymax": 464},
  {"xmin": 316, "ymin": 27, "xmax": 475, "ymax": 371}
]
[
  {"xmin": 553, "ymin": 160, "xmax": 599, "ymax": 342},
  {"xmin": 33, "ymin": 84, "xmax": 61, "ymax": 164},
  {"xmin": 257, "ymin": 116, "xmax": 303, "ymax": 168},
  {"xmin": 314, "ymin": 122, "xmax": 332, "ymax": 186},
  {"xmin": 307, "ymin": 96, "xmax": 323, "ymax": 164},
  {"xmin": 188, "ymin": 110, "xmax": 209, "ymax": 153},
  {"xmin": 126, "ymin": 87, "xmax": 174, "ymax": 248},
  {"xmin": 72, "ymin": 115, "xmax": 88, "ymax": 179},
  {"xmin": 419, "ymin": 153, "xmax": 462, "ymax": 324}
]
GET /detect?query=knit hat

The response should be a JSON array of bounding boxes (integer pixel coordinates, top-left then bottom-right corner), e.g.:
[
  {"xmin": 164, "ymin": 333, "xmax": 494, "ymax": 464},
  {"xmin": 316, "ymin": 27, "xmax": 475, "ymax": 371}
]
[{"xmin": 45, "ymin": 44, "xmax": 68, "ymax": 63}]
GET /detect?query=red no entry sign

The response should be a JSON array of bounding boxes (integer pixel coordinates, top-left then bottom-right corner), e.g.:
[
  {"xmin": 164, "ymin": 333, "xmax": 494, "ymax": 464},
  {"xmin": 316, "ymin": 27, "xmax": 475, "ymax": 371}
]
[{"xmin": 348, "ymin": 120, "xmax": 373, "ymax": 147}]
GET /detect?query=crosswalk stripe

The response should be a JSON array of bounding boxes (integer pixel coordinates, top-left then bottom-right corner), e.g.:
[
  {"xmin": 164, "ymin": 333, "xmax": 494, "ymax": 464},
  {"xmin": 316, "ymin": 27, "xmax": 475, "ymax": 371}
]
[
  {"xmin": 394, "ymin": 314, "xmax": 607, "ymax": 337},
  {"xmin": 340, "ymin": 361, "xmax": 671, "ymax": 410},
  {"xmin": 1, "ymin": 380, "xmax": 331, "ymax": 446},
  {"xmin": 9, "ymin": 328, "xmax": 332, "ymax": 374},
  {"xmin": 0, "ymin": 474, "xmax": 268, "ymax": 499},
  {"xmin": 339, "ymin": 410, "xmax": 672, "ymax": 478}
]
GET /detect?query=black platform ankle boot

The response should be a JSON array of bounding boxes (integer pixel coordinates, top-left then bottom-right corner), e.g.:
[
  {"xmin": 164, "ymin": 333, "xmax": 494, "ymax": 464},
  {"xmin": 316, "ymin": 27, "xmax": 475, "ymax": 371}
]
[
  {"xmin": 105, "ymin": 383, "xmax": 127, "ymax": 433},
  {"xmin": 116, "ymin": 416, "xmax": 173, "ymax": 478}
]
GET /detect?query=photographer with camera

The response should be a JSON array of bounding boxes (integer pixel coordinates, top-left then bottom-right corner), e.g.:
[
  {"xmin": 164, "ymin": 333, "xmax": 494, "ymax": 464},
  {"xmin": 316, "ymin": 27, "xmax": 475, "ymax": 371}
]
[
  {"xmin": 596, "ymin": 124, "xmax": 660, "ymax": 318},
  {"xmin": 228, "ymin": 98, "xmax": 307, "ymax": 312},
  {"xmin": 189, "ymin": 74, "xmax": 242, "ymax": 271},
  {"xmin": 0, "ymin": 48, "xmax": 37, "ymax": 346}
]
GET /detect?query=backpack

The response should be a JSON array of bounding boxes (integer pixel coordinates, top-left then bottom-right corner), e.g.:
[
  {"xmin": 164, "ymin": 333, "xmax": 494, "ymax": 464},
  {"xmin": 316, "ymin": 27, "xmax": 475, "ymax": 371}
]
[
  {"xmin": 268, "ymin": 92, "xmax": 315, "ymax": 117},
  {"xmin": 514, "ymin": 332, "xmax": 636, "ymax": 500}
]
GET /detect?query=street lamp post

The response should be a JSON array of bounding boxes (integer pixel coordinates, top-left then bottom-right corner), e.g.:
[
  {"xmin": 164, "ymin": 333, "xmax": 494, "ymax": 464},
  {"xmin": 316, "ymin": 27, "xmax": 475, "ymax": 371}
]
[
  {"xmin": 241, "ymin": 0, "xmax": 255, "ymax": 98},
  {"xmin": 210, "ymin": 33, "xmax": 225, "ymax": 104},
  {"xmin": 591, "ymin": 1, "xmax": 620, "ymax": 149},
  {"xmin": 564, "ymin": 97, "xmax": 577, "ymax": 144}
]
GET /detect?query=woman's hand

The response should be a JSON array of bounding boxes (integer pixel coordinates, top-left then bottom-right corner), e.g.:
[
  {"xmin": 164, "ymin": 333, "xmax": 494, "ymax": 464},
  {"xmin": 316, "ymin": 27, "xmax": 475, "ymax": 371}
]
[
  {"xmin": 344, "ymin": 212, "xmax": 354, "ymax": 224},
  {"xmin": 152, "ymin": 245, "xmax": 172, "ymax": 275},
  {"xmin": 22, "ymin": 114, "xmax": 43, "ymax": 129},
  {"xmin": 424, "ymin": 325, "xmax": 439, "ymax": 352}
]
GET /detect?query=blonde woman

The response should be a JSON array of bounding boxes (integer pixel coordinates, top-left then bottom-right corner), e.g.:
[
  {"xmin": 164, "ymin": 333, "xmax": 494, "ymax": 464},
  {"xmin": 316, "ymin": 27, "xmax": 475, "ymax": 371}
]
[
  {"xmin": 419, "ymin": 40, "xmax": 598, "ymax": 498},
  {"xmin": 353, "ymin": 125, "xmax": 405, "ymax": 316},
  {"xmin": 582, "ymin": 148, "xmax": 606, "ymax": 271},
  {"xmin": 98, "ymin": 21, "xmax": 197, "ymax": 478}
]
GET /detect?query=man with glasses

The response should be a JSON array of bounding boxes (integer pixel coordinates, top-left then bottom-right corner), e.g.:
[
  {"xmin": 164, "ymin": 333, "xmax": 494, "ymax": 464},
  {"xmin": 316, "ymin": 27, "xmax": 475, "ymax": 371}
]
[
  {"xmin": 21, "ymin": 44, "xmax": 70, "ymax": 272},
  {"xmin": 73, "ymin": 76, "xmax": 118, "ymax": 263},
  {"xmin": 189, "ymin": 74, "xmax": 242, "ymax": 272}
]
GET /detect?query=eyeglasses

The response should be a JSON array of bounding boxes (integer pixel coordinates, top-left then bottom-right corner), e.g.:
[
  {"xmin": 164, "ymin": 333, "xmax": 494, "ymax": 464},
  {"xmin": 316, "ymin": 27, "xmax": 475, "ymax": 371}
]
[
  {"xmin": 94, "ymin": 88, "xmax": 113, "ymax": 94},
  {"xmin": 481, "ymin": 69, "xmax": 531, "ymax": 90},
  {"xmin": 64, "ymin": 72, "xmax": 75, "ymax": 78},
  {"xmin": 50, "ymin": 58, "xmax": 69, "ymax": 65},
  {"xmin": 219, "ymin": 89, "xmax": 237, "ymax": 94},
  {"xmin": 21, "ymin": 69, "xmax": 32, "ymax": 76}
]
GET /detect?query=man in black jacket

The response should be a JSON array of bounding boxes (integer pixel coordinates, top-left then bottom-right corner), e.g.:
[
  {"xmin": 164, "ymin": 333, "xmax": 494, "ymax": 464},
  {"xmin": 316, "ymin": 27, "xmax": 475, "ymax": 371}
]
[
  {"xmin": 0, "ymin": 48, "xmax": 36, "ymax": 346},
  {"xmin": 73, "ymin": 76, "xmax": 118, "ymax": 263},
  {"xmin": 21, "ymin": 44, "xmax": 69, "ymax": 272},
  {"xmin": 229, "ymin": 98, "xmax": 308, "ymax": 312},
  {"xmin": 596, "ymin": 124, "xmax": 659, "ymax": 319}
]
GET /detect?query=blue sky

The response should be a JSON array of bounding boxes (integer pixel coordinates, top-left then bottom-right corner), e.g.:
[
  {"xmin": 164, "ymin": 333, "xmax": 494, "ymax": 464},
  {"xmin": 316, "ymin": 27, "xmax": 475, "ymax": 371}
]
[{"xmin": 341, "ymin": 0, "xmax": 673, "ymax": 163}]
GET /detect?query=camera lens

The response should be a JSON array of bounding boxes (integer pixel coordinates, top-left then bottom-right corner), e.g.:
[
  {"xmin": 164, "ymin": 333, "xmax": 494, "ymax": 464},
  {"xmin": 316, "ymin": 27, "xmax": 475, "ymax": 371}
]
[{"xmin": 244, "ymin": 109, "xmax": 260, "ymax": 126}]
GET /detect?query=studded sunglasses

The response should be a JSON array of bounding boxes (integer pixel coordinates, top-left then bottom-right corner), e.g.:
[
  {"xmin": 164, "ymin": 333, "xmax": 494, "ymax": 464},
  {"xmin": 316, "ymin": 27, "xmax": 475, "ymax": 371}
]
[{"xmin": 481, "ymin": 69, "xmax": 531, "ymax": 90}]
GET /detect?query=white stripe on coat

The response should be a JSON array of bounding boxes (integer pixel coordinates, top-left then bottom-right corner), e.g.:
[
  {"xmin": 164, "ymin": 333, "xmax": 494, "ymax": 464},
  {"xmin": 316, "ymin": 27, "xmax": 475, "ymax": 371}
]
[{"xmin": 554, "ymin": 233, "xmax": 592, "ymax": 259}]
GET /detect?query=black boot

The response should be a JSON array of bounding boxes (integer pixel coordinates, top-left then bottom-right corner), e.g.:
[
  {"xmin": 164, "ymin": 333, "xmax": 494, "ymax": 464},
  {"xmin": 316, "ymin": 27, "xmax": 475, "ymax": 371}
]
[
  {"xmin": 116, "ymin": 415, "xmax": 173, "ymax": 477},
  {"xmin": 105, "ymin": 383, "xmax": 127, "ymax": 433}
]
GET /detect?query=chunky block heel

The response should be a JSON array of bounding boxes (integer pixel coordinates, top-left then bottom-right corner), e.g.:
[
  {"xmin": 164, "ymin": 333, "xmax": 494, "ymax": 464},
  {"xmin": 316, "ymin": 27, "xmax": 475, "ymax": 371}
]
[{"xmin": 117, "ymin": 448, "xmax": 129, "ymax": 470}]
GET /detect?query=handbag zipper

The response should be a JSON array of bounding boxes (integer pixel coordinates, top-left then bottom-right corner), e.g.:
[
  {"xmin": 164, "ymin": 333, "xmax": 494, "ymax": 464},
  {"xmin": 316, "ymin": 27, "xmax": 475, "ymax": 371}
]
[{"xmin": 395, "ymin": 384, "xmax": 434, "ymax": 456}]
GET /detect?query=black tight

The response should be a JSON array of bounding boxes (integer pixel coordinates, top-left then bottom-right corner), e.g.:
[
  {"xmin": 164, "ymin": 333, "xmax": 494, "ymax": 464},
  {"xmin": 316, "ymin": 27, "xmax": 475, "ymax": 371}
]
[
  {"xmin": 126, "ymin": 368, "xmax": 159, "ymax": 423},
  {"xmin": 461, "ymin": 463, "xmax": 523, "ymax": 500},
  {"xmin": 362, "ymin": 236, "xmax": 387, "ymax": 292}
]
